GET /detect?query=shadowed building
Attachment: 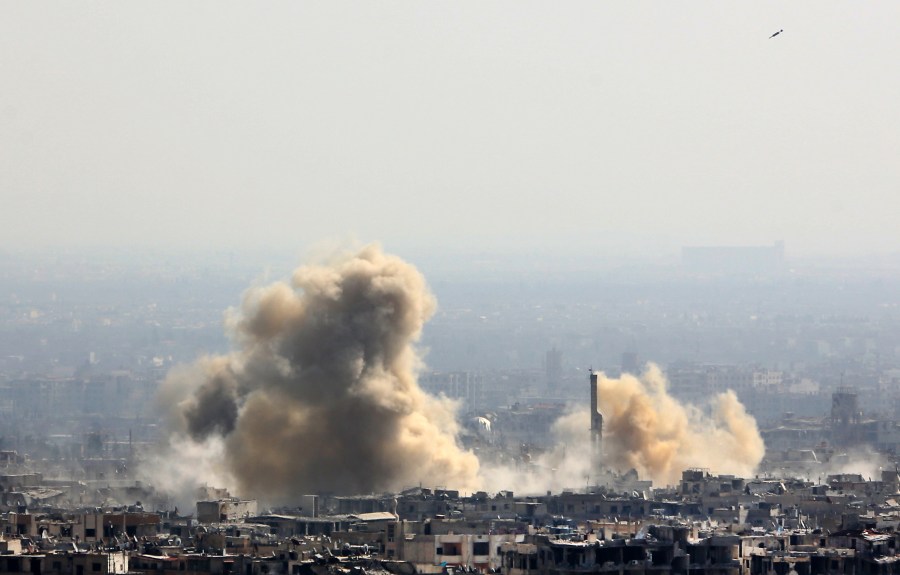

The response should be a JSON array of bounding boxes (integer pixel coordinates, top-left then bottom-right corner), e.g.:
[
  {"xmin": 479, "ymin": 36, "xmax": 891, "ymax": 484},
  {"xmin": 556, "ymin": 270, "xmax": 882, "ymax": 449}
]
[{"xmin": 590, "ymin": 370, "xmax": 603, "ymax": 470}]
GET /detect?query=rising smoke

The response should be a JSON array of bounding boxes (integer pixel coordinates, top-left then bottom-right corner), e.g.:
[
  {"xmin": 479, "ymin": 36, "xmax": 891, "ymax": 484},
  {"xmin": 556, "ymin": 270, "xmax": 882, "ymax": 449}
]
[
  {"xmin": 152, "ymin": 245, "xmax": 480, "ymax": 503},
  {"xmin": 598, "ymin": 365, "xmax": 765, "ymax": 485},
  {"xmin": 149, "ymin": 245, "xmax": 766, "ymax": 503},
  {"xmin": 502, "ymin": 366, "xmax": 765, "ymax": 490}
]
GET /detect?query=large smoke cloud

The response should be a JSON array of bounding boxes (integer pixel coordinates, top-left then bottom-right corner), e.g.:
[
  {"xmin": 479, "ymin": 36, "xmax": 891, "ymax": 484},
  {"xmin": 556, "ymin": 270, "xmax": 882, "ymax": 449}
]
[
  {"xmin": 598, "ymin": 365, "xmax": 765, "ymax": 485},
  {"xmin": 154, "ymin": 245, "xmax": 480, "ymax": 502},
  {"xmin": 149, "ymin": 245, "xmax": 765, "ymax": 502},
  {"xmin": 482, "ymin": 365, "xmax": 765, "ymax": 492}
]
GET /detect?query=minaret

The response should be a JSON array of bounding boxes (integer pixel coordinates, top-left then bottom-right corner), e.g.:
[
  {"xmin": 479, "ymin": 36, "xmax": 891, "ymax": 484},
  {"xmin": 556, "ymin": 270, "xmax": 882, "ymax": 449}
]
[{"xmin": 590, "ymin": 369, "xmax": 603, "ymax": 464}]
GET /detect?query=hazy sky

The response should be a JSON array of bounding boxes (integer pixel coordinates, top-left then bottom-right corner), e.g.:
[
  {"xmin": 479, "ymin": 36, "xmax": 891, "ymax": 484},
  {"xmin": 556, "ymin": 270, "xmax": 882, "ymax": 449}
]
[{"xmin": 2, "ymin": 2, "xmax": 898, "ymax": 259}]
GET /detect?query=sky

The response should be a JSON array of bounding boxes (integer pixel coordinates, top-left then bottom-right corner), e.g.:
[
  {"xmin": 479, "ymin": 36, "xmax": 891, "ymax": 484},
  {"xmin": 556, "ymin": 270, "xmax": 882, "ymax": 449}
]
[{"xmin": 2, "ymin": 2, "xmax": 899, "ymax": 261}]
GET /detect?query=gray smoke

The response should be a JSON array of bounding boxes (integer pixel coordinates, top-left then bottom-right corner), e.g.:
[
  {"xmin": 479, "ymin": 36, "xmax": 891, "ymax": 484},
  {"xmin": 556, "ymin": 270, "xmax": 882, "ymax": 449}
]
[{"xmin": 155, "ymin": 245, "xmax": 480, "ymax": 502}]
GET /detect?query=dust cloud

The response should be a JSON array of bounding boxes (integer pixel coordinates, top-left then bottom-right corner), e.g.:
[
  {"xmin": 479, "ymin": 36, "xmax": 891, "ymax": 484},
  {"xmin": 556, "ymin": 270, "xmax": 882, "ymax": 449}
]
[
  {"xmin": 151, "ymin": 245, "xmax": 480, "ymax": 503},
  {"xmin": 598, "ymin": 365, "xmax": 765, "ymax": 485},
  {"xmin": 482, "ymin": 366, "xmax": 765, "ymax": 492},
  {"xmin": 148, "ymin": 245, "xmax": 764, "ymax": 503}
]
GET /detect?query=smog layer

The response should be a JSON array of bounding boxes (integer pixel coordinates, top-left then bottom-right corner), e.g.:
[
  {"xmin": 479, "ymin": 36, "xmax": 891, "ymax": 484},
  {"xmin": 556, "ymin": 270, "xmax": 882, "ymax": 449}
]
[{"xmin": 156, "ymin": 245, "xmax": 480, "ymax": 502}]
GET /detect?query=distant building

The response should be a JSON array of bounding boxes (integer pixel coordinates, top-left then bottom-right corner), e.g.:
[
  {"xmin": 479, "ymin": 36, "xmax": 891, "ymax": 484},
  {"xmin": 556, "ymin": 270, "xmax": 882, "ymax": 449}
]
[
  {"xmin": 544, "ymin": 348, "xmax": 562, "ymax": 387},
  {"xmin": 831, "ymin": 387, "xmax": 863, "ymax": 446},
  {"xmin": 197, "ymin": 499, "xmax": 258, "ymax": 523},
  {"xmin": 420, "ymin": 371, "xmax": 483, "ymax": 412},
  {"xmin": 682, "ymin": 241, "xmax": 784, "ymax": 275},
  {"xmin": 492, "ymin": 403, "xmax": 566, "ymax": 449}
]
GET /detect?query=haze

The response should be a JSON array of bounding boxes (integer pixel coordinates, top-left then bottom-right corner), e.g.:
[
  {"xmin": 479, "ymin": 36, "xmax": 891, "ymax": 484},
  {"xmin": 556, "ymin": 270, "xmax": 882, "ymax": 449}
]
[{"xmin": 2, "ymin": 2, "xmax": 899, "ymax": 260}]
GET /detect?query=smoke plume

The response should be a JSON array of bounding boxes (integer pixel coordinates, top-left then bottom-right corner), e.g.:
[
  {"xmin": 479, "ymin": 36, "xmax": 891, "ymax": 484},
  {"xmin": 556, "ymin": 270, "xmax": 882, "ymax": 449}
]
[
  {"xmin": 482, "ymin": 365, "xmax": 765, "ymax": 492},
  {"xmin": 598, "ymin": 365, "xmax": 764, "ymax": 485},
  {"xmin": 153, "ymin": 245, "xmax": 480, "ymax": 502}
]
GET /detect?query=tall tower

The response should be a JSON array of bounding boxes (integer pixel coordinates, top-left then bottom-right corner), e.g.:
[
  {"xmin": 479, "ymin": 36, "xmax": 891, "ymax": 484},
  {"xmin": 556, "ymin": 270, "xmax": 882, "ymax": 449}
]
[
  {"xmin": 831, "ymin": 386, "xmax": 860, "ymax": 446},
  {"xmin": 590, "ymin": 369, "xmax": 603, "ymax": 463}
]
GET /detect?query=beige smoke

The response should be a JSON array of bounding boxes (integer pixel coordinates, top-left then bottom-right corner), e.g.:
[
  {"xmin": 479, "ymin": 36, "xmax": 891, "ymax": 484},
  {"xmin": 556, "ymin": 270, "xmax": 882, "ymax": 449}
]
[
  {"xmin": 481, "ymin": 365, "xmax": 764, "ymax": 493},
  {"xmin": 156, "ymin": 245, "xmax": 480, "ymax": 501},
  {"xmin": 598, "ymin": 365, "xmax": 765, "ymax": 485}
]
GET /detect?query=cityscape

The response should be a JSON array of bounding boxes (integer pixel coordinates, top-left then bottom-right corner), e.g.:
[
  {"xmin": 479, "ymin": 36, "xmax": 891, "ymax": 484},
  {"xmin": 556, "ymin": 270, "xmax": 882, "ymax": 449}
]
[
  {"xmin": 2, "ymin": 245, "xmax": 900, "ymax": 575},
  {"xmin": 4, "ymin": 2, "xmax": 900, "ymax": 575}
]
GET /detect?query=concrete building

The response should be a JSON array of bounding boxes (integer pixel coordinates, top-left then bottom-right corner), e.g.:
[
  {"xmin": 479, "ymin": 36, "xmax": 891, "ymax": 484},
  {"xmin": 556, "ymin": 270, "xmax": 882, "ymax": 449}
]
[
  {"xmin": 501, "ymin": 527, "xmax": 740, "ymax": 575},
  {"xmin": 197, "ymin": 500, "xmax": 258, "ymax": 524},
  {"xmin": 0, "ymin": 552, "xmax": 129, "ymax": 575}
]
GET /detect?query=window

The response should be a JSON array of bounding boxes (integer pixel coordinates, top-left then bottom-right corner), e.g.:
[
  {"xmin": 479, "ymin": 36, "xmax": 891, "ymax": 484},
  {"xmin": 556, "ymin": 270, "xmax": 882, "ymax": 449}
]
[
  {"xmin": 92, "ymin": 563, "xmax": 102, "ymax": 572},
  {"xmin": 473, "ymin": 542, "xmax": 490, "ymax": 556},
  {"xmin": 442, "ymin": 543, "xmax": 462, "ymax": 555}
]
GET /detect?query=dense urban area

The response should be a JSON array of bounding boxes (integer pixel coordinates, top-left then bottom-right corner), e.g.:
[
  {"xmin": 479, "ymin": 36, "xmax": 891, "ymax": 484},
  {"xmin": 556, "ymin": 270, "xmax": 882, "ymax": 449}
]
[{"xmin": 3, "ymin": 246, "xmax": 900, "ymax": 575}]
